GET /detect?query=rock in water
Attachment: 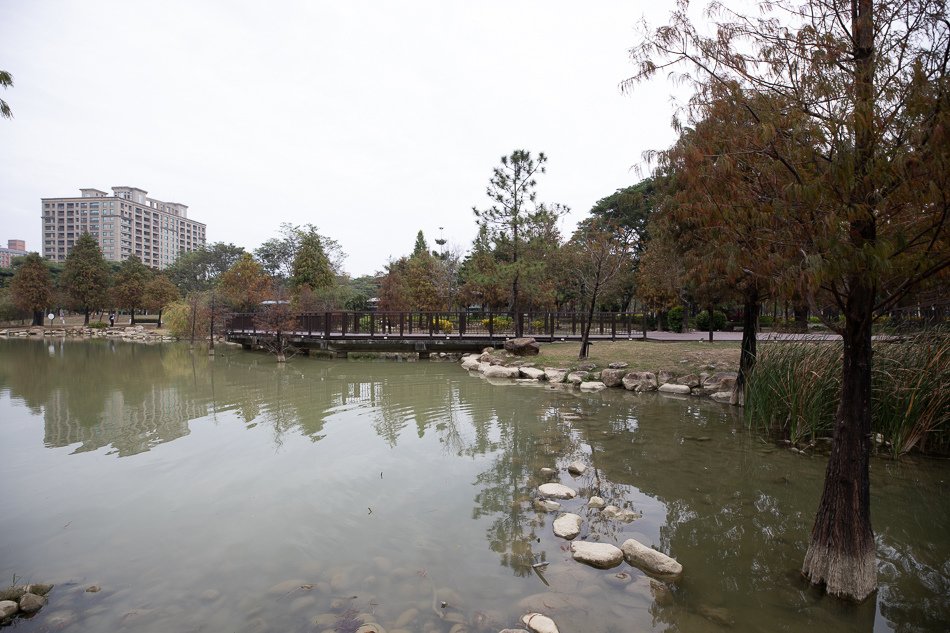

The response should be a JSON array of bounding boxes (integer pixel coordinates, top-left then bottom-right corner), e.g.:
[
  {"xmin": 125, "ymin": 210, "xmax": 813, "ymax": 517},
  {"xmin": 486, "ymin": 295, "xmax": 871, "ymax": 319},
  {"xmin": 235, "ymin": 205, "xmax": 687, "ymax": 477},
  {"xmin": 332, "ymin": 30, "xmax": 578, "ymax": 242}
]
[
  {"xmin": 19, "ymin": 593, "xmax": 47, "ymax": 614},
  {"xmin": 621, "ymin": 539, "xmax": 683, "ymax": 581},
  {"xmin": 602, "ymin": 505, "xmax": 642, "ymax": 522},
  {"xmin": 553, "ymin": 513, "xmax": 583, "ymax": 539},
  {"xmin": 579, "ymin": 381, "xmax": 607, "ymax": 391},
  {"xmin": 570, "ymin": 542, "xmax": 624, "ymax": 569},
  {"xmin": 658, "ymin": 383, "xmax": 692, "ymax": 394},
  {"xmin": 567, "ymin": 461, "xmax": 587, "ymax": 476},
  {"xmin": 538, "ymin": 483, "xmax": 577, "ymax": 499},
  {"xmin": 521, "ymin": 612, "xmax": 560, "ymax": 633},
  {"xmin": 600, "ymin": 368, "xmax": 627, "ymax": 387},
  {"xmin": 588, "ymin": 496, "xmax": 606, "ymax": 508},
  {"xmin": 0, "ymin": 600, "xmax": 18, "ymax": 619},
  {"xmin": 622, "ymin": 372, "xmax": 658, "ymax": 392}
]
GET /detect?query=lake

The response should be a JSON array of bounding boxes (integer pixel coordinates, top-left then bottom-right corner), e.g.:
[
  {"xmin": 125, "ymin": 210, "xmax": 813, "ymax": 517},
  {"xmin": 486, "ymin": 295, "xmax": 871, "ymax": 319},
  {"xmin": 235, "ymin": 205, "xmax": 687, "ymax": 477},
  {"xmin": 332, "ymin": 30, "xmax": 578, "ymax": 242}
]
[{"xmin": 0, "ymin": 337, "xmax": 947, "ymax": 632}]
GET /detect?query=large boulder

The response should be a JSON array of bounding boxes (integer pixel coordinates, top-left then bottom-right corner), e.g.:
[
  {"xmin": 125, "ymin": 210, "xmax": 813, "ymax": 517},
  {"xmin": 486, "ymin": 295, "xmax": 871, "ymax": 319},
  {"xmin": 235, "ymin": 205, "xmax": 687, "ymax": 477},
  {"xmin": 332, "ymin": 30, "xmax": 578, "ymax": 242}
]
[
  {"xmin": 504, "ymin": 337, "xmax": 540, "ymax": 356},
  {"xmin": 622, "ymin": 372, "xmax": 658, "ymax": 392},
  {"xmin": 544, "ymin": 368, "xmax": 569, "ymax": 383},
  {"xmin": 600, "ymin": 368, "xmax": 627, "ymax": 388},
  {"xmin": 621, "ymin": 539, "xmax": 683, "ymax": 581},
  {"xmin": 704, "ymin": 372, "xmax": 737, "ymax": 394},
  {"xmin": 570, "ymin": 542, "xmax": 624, "ymax": 569},
  {"xmin": 553, "ymin": 513, "xmax": 583, "ymax": 539}
]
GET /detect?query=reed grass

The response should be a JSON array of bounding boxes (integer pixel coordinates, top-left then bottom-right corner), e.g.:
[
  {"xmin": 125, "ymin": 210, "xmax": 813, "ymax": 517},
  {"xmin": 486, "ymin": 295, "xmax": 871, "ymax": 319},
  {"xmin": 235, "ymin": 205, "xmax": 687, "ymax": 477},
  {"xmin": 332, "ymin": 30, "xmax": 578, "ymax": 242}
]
[{"xmin": 745, "ymin": 329, "xmax": 950, "ymax": 457}]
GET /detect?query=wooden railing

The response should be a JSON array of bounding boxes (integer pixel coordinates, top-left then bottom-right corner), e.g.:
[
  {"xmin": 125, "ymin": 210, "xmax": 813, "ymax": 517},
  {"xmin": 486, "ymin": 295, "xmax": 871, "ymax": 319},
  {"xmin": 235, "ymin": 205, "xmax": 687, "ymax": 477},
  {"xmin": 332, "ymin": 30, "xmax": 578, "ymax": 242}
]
[{"xmin": 225, "ymin": 311, "xmax": 648, "ymax": 342}]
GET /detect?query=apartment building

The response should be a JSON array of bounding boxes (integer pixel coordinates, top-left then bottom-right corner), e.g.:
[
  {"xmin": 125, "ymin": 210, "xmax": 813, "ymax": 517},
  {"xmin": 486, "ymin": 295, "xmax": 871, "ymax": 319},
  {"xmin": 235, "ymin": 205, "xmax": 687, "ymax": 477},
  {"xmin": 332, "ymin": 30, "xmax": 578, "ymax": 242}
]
[
  {"xmin": 41, "ymin": 186, "xmax": 206, "ymax": 269},
  {"xmin": 0, "ymin": 239, "xmax": 28, "ymax": 268}
]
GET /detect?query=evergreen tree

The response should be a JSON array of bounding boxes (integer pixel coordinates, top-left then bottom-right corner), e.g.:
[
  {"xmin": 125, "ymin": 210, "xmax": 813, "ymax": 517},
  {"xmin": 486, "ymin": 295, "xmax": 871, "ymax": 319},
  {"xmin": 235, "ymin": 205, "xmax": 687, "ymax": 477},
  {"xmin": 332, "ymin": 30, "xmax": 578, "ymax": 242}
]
[
  {"xmin": 62, "ymin": 232, "xmax": 110, "ymax": 325},
  {"xmin": 472, "ymin": 150, "xmax": 567, "ymax": 334},
  {"xmin": 291, "ymin": 229, "xmax": 335, "ymax": 296}
]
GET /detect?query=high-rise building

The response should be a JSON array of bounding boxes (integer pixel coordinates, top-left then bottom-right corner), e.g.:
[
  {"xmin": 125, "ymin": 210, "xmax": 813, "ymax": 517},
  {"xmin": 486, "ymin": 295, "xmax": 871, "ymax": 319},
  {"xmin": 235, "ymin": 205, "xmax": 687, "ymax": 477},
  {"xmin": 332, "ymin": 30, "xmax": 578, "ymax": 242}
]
[
  {"xmin": 41, "ymin": 186, "xmax": 207, "ymax": 269},
  {"xmin": 0, "ymin": 239, "xmax": 29, "ymax": 268}
]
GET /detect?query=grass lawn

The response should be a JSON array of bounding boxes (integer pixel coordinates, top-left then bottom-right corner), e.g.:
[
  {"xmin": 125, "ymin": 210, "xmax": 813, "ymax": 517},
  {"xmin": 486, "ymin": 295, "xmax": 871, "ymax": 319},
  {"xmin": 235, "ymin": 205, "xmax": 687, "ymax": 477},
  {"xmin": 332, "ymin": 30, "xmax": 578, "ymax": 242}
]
[{"xmin": 520, "ymin": 339, "xmax": 741, "ymax": 377}]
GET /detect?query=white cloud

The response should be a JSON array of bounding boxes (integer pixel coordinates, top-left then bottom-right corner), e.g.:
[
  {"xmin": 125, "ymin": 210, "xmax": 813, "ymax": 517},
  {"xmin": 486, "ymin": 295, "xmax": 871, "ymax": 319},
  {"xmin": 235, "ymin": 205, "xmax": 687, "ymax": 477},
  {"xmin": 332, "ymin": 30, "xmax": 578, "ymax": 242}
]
[{"xmin": 0, "ymin": 0, "xmax": 685, "ymax": 276}]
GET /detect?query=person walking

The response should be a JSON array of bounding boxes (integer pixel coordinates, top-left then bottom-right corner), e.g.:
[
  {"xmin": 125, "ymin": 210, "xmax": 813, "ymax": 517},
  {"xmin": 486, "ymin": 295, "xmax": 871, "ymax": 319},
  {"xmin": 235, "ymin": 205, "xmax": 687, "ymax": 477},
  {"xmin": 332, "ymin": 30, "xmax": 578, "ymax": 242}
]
[{"xmin": 109, "ymin": 312, "xmax": 115, "ymax": 327}]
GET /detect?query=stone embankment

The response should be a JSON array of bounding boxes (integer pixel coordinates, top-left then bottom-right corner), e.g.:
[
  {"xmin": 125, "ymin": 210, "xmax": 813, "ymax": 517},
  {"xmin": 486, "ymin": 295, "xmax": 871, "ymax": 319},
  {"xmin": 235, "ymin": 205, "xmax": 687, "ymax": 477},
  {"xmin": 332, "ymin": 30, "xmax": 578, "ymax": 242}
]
[
  {"xmin": 0, "ymin": 325, "xmax": 177, "ymax": 343},
  {"xmin": 460, "ymin": 343, "xmax": 738, "ymax": 403}
]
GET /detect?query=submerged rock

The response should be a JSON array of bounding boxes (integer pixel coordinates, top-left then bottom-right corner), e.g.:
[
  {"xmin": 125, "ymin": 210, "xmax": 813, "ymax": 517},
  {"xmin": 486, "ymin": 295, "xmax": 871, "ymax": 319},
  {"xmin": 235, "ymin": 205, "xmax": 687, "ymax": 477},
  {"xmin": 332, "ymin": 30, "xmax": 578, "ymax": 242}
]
[
  {"xmin": 553, "ymin": 513, "xmax": 583, "ymax": 539},
  {"xmin": 538, "ymin": 483, "xmax": 577, "ymax": 499},
  {"xmin": 621, "ymin": 539, "xmax": 683, "ymax": 581},
  {"xmin": 539, "ymin": 467, "xmax": 557, "ymax": 477},
  {"xmin": 570, "ymin": 542, "xmax": 624, "ymax": 569},
  {"xmin": 521, "ymin": 612, "xmax": 560, "ymax": 633},
  {"xmin": 534, "ymin": 498, "xmax": 562, "ymax": 512},
  {"xmin": 602, "ymin": 505, "xmax": 642, "ymax": 522}
]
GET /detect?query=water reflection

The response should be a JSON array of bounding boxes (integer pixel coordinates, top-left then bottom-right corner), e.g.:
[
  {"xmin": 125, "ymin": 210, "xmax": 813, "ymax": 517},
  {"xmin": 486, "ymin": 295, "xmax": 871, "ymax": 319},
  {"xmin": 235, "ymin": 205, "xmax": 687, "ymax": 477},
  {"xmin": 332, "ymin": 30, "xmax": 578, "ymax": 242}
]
[{"xmin": 1, "ymin": 338, "xmax": 948, "ymax": 632}]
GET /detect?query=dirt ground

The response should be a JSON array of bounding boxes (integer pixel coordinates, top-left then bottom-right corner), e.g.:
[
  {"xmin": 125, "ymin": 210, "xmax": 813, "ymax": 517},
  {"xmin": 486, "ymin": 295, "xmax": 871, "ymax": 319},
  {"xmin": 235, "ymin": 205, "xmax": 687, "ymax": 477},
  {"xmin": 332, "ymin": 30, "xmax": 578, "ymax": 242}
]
[{"xmin": 512, "ymin": 339, "xmax": 741, "ymax": 377}]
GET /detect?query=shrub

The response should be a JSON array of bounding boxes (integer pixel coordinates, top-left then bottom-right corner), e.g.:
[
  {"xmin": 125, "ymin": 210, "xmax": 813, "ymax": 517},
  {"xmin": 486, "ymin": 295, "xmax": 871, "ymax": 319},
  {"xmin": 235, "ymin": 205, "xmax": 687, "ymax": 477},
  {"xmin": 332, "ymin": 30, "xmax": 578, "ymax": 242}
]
[
  {"xmin": 668, "ymin": 306, "xmax": 685, "ymax": 333},
  {"xmin": 88, "ymin": 321, "xmax": 108, "ymax": 328},
  {"xmin": 695, "ymin": 310, "xmax": 727, "ymax": 331},
  {"xmin": 436, "ymin": 318, "xmax": 453, "ymax": 334},
  {"xmin": 358, "ymin": 315, "xmax": 373, "ymax": 331},
  {"xmin": 482, "ymin": 316, "xmax": 513, "ymax": 331},
  {"xmin": 759, "ymin": 315, "xmax": 775, "ymax": 328}
]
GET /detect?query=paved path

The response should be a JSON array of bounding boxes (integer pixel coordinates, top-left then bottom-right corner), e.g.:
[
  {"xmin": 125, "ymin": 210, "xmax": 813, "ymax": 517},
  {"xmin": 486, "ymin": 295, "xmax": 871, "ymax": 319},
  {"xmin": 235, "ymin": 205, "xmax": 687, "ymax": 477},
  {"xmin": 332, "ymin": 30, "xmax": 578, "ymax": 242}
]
[{"xmin": 631, "ymin": 330, "xmax": 840, "ymax": 342}]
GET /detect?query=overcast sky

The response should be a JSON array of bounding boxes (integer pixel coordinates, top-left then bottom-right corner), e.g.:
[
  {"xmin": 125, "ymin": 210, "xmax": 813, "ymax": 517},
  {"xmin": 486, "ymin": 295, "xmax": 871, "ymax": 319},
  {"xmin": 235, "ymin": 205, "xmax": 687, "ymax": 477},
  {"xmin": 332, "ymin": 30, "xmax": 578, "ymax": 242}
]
[{"xmin": 1, "ymin": 1, "xmax": 697, "ymax": 277}]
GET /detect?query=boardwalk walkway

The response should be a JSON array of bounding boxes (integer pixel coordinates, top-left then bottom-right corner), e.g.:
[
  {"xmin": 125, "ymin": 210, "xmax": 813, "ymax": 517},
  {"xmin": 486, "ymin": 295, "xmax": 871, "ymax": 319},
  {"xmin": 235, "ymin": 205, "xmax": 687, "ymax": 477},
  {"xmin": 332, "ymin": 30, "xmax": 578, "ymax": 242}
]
[{"xmin": 224, "ymin": 311, "xmax": 839, "ymax": 356}]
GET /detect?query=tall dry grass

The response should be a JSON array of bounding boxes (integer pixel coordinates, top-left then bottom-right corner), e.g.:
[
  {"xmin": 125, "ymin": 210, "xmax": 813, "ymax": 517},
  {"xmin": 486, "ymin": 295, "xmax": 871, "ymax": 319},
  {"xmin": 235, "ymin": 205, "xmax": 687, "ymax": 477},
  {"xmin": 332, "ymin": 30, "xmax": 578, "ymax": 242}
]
[{"xmin": 745, "ymin": 329, "xmax": 950, "ymax": 457}]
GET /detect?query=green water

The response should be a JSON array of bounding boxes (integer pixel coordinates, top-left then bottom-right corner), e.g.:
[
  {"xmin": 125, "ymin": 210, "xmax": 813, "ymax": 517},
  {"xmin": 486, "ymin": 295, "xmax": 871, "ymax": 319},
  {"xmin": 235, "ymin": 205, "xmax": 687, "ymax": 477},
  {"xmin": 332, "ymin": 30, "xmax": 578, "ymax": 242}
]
[{"xmin": 0, "ymin": 338, "xmax": 947, "ymax": 632}]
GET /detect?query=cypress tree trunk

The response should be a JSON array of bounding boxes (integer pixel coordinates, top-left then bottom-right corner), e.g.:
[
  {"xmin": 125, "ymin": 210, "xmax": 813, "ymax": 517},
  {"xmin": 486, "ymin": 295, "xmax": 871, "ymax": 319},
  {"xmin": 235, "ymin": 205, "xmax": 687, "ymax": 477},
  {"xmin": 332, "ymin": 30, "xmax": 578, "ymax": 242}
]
[
  {"xmin": 802, "ymin": 283, "xmax": 876, "ymax": 601},
  {"xmin": 734, "ymin": 294, "xmax": 758, "ymax": 405}
]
